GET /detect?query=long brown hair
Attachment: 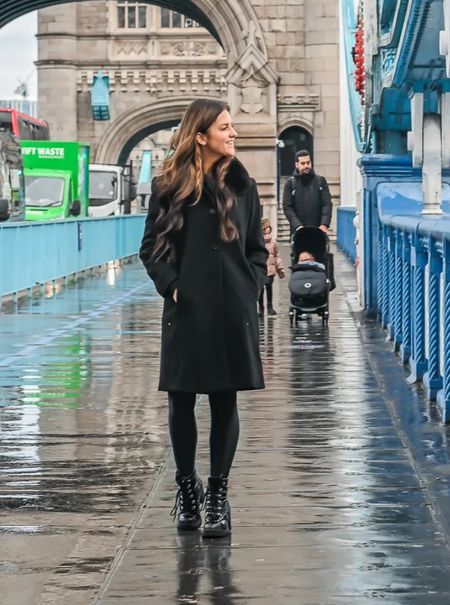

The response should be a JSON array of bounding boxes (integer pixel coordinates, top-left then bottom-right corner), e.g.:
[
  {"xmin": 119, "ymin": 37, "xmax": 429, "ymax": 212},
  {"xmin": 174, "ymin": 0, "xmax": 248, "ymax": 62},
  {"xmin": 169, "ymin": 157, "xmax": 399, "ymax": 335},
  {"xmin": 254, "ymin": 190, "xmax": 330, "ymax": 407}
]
[{"xmin": 152, "ymin": 99, "xmax": 238, "ymax": 261}]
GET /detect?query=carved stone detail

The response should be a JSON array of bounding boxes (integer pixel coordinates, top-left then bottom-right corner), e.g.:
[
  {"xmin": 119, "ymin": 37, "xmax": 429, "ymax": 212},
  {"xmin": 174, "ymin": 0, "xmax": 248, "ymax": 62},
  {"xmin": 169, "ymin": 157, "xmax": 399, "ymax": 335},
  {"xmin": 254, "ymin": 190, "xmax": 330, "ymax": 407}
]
[
  {"xmin": 114, "ymin": 41, "xmax": 147, "ymax": 57},
  {"xmin": 277, "ymin": 94, "xmax": 321, "ymax": 112},
  {"xmin": 239, "ymin": 71, "xmax": 266, "ymax": 114},
  {"xmin": 227, "ymin": 24, "xmax": 277, "ymax": 118},
  {"xmin": 77, "ymin": 69, "xmax": 228, "ymax": 97},
  {"xmin": 159, "ymin": 40, "xmax": 222, "ymax": 58}
]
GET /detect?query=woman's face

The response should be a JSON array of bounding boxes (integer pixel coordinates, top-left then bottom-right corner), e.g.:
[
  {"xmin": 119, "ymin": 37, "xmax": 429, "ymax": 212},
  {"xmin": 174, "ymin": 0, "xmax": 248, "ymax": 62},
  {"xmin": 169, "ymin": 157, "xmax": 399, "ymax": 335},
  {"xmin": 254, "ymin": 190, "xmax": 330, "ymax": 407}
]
[{"xmin": 201, "ymin": 110, "xmax": 238, "ymax": 159}]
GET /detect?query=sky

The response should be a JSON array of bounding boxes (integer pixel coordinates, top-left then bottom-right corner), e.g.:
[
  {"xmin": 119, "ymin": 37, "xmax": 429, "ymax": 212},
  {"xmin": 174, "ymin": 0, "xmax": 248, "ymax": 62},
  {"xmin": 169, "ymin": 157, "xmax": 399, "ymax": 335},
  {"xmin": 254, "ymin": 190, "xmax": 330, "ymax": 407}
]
[{"xmin": 0, "ymin": 12, "xmax": 38, "ymax": 100}]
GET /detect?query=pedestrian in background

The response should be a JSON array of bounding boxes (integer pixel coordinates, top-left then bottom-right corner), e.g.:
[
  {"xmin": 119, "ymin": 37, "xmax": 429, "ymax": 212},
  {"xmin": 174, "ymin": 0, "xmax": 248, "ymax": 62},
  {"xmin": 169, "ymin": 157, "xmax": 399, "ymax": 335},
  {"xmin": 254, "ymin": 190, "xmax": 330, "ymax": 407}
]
[
  {"xmin": 139, "ymin": 99, "xmax": 268, "ymax": 538},
  {"xmin": 282, "ymin": 149, "xmax": 332, "ymax": 235},
  {"xmin": 259, "ymin": 218, "xmax": 285, "ymax": 316}
]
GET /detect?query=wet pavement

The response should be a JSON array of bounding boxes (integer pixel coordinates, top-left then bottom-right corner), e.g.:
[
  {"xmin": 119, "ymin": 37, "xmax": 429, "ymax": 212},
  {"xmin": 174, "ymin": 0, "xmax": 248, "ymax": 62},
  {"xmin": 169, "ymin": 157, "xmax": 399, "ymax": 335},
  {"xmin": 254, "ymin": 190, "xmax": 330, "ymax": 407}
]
[{"xmin": 1, "ymin": 249, "xmax": 450, "ymax": 604}]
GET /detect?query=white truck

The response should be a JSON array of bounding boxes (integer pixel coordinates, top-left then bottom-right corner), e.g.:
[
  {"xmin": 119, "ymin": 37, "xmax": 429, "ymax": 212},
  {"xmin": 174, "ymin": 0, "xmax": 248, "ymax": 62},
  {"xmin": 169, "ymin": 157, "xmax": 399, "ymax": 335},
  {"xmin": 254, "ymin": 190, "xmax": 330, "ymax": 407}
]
[{"xmin": 88, "ymin": 163, "xmax": 134, "ymax": 217}]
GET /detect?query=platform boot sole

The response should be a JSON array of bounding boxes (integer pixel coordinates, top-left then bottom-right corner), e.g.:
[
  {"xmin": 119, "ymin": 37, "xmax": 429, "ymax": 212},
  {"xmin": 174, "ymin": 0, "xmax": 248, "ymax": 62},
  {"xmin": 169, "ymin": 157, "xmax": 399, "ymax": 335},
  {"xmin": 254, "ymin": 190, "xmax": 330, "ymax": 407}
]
[
  {"xmin": 177, "ymin": 516, "xmax": 203, "ymax": 531},
  {"xmin": 202, "ymin": 506, "xmax": 232, "ymax": 538}
]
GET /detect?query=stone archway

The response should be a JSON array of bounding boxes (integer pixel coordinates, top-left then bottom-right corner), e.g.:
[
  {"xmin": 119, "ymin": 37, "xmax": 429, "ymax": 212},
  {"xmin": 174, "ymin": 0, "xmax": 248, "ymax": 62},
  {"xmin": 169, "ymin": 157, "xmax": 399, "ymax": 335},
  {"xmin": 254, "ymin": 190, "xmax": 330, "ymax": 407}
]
[
  {"xmin": 14, "ymin": 0, "xmax": 278, "ymax": 204},
  {"xmin": 117, "ymin": 119, "xmax": 180, "ymax": 166},
  {"xmin": 2, "ymin": 0, "xmax": 343, "ymax": 224},
  {"xmin": 279, "ymin": 125, "xmax": 314, "ymax": 177},
  {"xmin": 0, "ymin": 0, "xmax": 267, "ymax": 64},
  {"xmin": 95, "ymin": 97, "xmax": 198, "ymax": 164}
]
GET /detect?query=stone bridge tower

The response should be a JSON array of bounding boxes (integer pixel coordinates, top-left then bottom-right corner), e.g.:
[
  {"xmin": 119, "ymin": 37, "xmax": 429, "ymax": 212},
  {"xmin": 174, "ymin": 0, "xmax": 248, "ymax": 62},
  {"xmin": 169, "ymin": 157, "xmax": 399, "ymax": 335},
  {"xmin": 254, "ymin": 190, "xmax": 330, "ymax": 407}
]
[{"xmin": 36, "ymin": 0, "xmax": 340, "ymax": 229}]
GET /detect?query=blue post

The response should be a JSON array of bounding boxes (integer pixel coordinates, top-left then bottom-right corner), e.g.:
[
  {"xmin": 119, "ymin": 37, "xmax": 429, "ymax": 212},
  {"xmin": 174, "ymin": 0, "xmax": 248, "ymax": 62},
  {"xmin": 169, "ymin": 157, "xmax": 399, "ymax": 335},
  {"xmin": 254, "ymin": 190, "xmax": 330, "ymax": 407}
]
[
  {"xmin": 423, "ymin": 238, "xmax": 443, "ymax": 399},
  {"xmin": 386, "ymin": 226, "xmax": 395, "ymax": 340},
  {"xmin": 380, "ymin": 225, "xmax": 389, "ymax": 328},
  {"xmin": 376, "ymin": 223, "xmax": 384, "ymax": 322},
  {"xmin": 393, "ymin": 228, "xmax": 403, "ymax": 349},
  {"xmin": 437, "ymin": 239, "xmax": 450, "ymax": 421},
  {"xmin": 408, "ymin": 233, "xmax": 428, "ymax": 384},
  {"xmin": 400, "ymin": 231, "xmax": 412, "ymax": 363}
]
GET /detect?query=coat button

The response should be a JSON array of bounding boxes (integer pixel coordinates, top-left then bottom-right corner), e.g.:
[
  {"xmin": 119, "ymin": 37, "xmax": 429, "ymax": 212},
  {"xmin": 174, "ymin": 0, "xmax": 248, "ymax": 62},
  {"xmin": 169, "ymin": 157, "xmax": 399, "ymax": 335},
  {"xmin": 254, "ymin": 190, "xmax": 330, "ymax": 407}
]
[
  {"xmin": 209, "ymin": 208, "xmax": 216, "ymax": 215},
  {"xmin": 212, "ymin": 245, "xmax": 218, "ymax": 251}
]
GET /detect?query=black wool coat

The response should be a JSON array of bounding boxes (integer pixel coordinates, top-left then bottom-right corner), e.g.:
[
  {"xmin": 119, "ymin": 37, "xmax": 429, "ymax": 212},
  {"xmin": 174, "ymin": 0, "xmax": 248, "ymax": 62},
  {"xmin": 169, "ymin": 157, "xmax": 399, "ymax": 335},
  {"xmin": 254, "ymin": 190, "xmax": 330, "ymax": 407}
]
[
  {"xmin": 139, "ymin": 159, "xmax": 268, "ymax": 394},
  {"xmin": 282, "ymin": 171, "xmax": 332, "ymax": 233}
]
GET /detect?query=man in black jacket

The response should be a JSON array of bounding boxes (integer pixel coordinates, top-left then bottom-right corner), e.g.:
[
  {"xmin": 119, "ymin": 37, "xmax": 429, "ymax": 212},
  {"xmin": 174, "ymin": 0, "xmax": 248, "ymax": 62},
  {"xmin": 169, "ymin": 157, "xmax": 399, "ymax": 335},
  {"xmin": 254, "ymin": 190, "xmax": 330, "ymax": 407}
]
[{"xmin": 282, "ymin": 149, "xmax": 332, "ymax": 235}]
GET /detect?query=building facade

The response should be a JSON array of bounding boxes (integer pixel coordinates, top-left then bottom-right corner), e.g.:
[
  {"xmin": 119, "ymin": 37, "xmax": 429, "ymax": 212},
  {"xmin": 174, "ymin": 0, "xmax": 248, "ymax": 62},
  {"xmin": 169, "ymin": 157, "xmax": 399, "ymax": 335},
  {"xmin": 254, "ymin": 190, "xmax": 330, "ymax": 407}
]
[{"xmin": 37, "ymin": 0, "xmax": 340, "ymax": 229}]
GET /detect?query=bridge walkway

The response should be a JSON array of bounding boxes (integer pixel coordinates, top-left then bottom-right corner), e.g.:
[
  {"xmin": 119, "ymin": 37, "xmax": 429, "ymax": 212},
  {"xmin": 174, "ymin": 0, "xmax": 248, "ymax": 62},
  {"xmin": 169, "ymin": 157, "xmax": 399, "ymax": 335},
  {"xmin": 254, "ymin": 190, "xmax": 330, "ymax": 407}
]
[{"xmin": 1, "ymin": 248, "xmax": 450, "ymax": 604}]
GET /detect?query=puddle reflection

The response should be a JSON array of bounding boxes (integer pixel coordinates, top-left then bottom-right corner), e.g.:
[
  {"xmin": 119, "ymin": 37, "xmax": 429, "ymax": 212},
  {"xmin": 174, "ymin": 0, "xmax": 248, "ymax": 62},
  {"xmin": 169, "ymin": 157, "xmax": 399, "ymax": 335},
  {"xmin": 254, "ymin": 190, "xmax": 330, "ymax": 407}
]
[{"xmin": 176, "ymin": 533, "xmax": 240, "ymax": 604}]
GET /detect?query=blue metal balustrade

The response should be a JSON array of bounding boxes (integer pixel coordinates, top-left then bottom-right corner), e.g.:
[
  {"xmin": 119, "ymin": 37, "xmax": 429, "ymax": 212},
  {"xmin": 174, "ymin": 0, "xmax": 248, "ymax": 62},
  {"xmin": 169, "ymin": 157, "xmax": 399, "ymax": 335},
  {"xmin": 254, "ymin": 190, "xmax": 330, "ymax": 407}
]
[
  {"xmin": 0, "ymin": 215, "xmax": 146, "ymax": 298},
  {"xmin": 340, "ymin": 0, "xmax": 450, "ymax": 422},
  {"xmin": 336, "ymin": 207, "xmax": 357, "ymax": 262},
  {"xmin": 361, "ymin": 155, "xmax": 450, "ymax": 422}
]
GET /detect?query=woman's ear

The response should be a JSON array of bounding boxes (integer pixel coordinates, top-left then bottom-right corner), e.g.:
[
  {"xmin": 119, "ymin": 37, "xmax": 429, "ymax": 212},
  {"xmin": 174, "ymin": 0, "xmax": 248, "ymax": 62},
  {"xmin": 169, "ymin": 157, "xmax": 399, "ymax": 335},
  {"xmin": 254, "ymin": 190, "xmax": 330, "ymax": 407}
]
[{"xmin": 196, "ymin": 132, "xmax": 207, "ymax": 146}]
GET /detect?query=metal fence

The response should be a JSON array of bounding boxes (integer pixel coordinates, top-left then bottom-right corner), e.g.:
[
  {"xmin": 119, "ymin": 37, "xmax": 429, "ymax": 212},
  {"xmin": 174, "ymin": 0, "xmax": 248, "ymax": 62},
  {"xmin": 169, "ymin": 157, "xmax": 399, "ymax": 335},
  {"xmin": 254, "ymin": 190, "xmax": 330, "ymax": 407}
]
[
  {"xmin": 376, "ymin": 215, "xmax": 450, "ymax": 423},
  {"xmin": 0, "ymin": 215, "xmax": 146, "ymax": 298},
  {"xmin": 336, "ymin": 206, "xmax": 357, "ymax": 262}
]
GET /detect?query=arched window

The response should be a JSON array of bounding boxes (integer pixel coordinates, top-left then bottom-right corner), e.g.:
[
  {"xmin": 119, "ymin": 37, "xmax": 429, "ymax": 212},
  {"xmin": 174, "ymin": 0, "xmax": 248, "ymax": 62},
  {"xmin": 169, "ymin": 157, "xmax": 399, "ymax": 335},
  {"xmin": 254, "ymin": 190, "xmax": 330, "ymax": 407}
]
[{"xmin": 279, "ymin": 126, "xmax": 313, "ymax": 176}]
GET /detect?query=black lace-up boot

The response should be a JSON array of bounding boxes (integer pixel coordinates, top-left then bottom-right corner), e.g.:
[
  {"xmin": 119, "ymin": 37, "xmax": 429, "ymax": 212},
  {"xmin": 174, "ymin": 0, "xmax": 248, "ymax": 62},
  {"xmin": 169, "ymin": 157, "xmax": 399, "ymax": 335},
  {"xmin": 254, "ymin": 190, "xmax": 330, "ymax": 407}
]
[
  {"xmin": 202, "ymin": 477, "xmax": 231, "ymax": 538},
  {"xmin": 170, "ymin": 471, "xmax": 205, "ymax": 531}
]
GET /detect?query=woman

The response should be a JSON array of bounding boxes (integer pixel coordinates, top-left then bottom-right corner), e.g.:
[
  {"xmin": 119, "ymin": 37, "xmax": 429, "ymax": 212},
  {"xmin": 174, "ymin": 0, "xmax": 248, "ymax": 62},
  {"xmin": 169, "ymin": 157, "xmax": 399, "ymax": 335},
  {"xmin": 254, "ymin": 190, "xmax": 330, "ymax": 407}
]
[{"xmin": 139, "ymin": 99, "xmax": 267, "ymax": 538}]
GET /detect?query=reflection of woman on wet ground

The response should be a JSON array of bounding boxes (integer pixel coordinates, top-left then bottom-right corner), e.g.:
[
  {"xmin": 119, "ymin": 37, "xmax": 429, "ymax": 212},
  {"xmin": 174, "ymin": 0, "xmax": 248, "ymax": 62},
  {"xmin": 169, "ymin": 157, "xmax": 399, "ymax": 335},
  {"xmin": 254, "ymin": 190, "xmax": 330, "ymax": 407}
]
[{"xmin": 139, "ymin": 99, "xmax": 268, "ymax": 538}]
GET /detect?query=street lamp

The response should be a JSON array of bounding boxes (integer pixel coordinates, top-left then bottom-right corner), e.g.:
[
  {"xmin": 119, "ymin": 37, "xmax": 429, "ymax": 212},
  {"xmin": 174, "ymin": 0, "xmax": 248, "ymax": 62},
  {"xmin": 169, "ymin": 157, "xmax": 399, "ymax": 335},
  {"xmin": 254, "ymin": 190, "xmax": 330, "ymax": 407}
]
[{"xmin": 276, "ymin": 139, "xmax": 285, "ymax": 208}]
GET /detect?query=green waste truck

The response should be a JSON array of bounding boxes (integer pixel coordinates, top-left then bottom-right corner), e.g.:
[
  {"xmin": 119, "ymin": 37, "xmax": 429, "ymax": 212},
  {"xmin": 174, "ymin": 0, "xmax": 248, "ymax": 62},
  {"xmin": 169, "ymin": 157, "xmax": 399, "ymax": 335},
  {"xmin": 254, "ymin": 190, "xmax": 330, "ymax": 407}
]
[{"xmin": 21, "ymin": 141, "xmax": 90, "ymax": 221}]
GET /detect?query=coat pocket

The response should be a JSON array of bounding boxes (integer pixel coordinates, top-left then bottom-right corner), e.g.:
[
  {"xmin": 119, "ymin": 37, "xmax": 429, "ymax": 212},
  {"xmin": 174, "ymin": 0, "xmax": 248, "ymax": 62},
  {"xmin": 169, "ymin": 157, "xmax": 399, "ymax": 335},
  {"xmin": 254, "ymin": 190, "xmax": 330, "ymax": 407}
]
[
  {"xmin": 161, "ymin": 298, "xmax": 178, "ymax": 339},
  {"xmin": 241, "ymin": 261, "xmax": 262, "ymax": 301}
]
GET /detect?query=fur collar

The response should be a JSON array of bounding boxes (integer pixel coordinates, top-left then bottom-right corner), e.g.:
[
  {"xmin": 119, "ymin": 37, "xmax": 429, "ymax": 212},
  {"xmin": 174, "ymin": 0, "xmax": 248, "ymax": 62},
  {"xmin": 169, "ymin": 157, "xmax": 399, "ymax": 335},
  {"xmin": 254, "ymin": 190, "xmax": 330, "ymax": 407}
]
[{"xmin": 225, "ymin": 158, "xmax": 251, "ymax": 194}]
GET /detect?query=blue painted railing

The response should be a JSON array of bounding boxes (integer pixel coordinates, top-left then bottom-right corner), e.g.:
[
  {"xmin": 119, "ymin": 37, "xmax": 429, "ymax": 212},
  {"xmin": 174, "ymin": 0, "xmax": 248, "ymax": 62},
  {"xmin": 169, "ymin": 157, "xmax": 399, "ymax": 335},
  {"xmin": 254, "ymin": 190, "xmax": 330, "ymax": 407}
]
[
  {"xmin": 0, "ymin": 214, "xmax": 146, "ymax": 298},
  {"xmin": 377, "ymin": 217, "xmax": 450, "ymax": 423},
  {"xmin": 336, "ymin": 207, "xmax": 357, "ymax": 262},
  {"xmin": 360, "ymin": 155, "xmax": 450, "ymax": 423}
]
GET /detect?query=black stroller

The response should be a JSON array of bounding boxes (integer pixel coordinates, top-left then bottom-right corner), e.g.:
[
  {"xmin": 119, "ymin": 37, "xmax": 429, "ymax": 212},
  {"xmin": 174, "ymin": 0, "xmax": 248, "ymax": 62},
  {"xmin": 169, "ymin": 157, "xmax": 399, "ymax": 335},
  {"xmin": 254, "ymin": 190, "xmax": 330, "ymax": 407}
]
[{"xmin": 288, "ymin": 227, "xmax": 335, "ymax": 326}]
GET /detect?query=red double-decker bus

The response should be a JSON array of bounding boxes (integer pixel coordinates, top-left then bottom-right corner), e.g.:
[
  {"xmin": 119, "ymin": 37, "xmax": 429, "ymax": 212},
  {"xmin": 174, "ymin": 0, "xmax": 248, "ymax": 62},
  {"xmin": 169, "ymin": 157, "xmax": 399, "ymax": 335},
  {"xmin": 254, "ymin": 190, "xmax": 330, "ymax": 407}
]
[{"xmin": 0, "ymin": 109, "xmax": 50, "ymax": 140}]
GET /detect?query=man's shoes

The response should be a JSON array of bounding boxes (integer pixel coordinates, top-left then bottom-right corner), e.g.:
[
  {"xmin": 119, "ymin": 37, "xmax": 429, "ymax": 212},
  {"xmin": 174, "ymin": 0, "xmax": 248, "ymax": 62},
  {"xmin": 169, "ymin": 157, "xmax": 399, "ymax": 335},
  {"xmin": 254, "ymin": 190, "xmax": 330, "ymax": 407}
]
[{"xmin": 267, "ymin": 307, "xmax": 277, "ymax": 316}]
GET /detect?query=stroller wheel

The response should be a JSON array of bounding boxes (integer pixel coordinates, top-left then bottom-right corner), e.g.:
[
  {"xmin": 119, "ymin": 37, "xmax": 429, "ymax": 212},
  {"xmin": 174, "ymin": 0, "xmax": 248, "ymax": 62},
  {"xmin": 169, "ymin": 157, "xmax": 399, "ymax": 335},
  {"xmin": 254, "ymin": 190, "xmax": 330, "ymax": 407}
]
[
  {"xmin": 289, "ymin": 309, "xmax": 294, "ymax": 326},
  {"xmin": 322, "ymin": 310, "xmax": 329, "ymax": 326}
]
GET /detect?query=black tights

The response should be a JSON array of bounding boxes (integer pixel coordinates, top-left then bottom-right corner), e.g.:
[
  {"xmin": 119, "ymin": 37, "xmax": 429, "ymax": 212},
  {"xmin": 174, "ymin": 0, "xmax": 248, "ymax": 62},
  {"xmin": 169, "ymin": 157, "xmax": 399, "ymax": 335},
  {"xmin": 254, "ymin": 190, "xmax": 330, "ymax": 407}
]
[
  {"xmin": 259, "ymin": 283, "xmax": 273, "ymax": 308},
  {"xmin": 168, "ymin": 391, "xmax": 239, "ymax": 479}
]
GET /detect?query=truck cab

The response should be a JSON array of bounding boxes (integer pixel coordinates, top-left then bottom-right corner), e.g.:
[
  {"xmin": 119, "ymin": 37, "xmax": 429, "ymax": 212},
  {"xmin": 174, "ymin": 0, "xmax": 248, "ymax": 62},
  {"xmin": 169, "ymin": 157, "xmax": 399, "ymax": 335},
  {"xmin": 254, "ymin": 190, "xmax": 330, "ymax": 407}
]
[
  {"xmin": 21, "ymin": 141, "xmax": 89, "ymax": 221},
  {"xmin": 88, "ymin": 163, "xmax": 133, "ymax": 217},
  {"xmin": 24, "ymin": 169, "xmax": 80, "ymax": 221}
]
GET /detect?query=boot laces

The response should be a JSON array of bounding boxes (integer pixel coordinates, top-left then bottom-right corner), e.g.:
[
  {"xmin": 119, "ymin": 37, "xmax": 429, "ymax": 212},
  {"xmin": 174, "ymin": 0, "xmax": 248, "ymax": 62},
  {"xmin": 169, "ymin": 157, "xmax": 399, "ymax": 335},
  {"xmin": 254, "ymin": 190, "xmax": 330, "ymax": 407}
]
[
  {"xmin": 204, "ymin": 487, "xmax": 227, "ymax": 521},
  {"xmin": 170, "ymin": 480, "xmax": 198, "ymax": 520}
]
